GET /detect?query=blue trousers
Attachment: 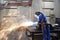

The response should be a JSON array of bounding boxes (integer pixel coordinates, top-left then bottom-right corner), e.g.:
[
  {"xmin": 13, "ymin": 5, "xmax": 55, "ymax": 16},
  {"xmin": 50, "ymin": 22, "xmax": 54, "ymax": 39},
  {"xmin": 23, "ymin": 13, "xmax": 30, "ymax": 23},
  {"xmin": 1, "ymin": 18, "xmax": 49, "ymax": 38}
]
[{"xmin": 43, "ymin": 25, "xmax": 50, "ymax": 40}]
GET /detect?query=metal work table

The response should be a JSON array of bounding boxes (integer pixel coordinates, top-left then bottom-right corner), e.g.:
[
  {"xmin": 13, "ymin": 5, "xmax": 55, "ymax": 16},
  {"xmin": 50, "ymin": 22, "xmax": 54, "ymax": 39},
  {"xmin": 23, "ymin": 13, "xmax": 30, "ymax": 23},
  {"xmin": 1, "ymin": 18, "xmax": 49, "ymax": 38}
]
[{"xmin": 29, "ymin": 29, "xmax": 60, "ymax": 40}]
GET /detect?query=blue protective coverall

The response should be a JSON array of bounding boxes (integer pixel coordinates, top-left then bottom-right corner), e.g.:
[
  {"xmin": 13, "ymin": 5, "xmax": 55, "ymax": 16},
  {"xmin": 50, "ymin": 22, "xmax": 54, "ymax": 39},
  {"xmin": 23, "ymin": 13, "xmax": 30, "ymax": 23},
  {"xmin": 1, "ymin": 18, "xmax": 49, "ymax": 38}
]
[{"xmin": 38, "ymin": 13, "xmax": 50, "ymax": 40}]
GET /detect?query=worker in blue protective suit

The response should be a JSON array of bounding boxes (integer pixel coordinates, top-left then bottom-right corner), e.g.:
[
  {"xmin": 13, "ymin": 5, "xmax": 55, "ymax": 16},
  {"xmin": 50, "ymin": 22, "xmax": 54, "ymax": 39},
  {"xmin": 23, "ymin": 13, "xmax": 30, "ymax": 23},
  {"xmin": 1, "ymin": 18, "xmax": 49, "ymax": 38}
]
[{"xmin": 35, "ymin": 12, "xmax": 50, "ymax": 40}]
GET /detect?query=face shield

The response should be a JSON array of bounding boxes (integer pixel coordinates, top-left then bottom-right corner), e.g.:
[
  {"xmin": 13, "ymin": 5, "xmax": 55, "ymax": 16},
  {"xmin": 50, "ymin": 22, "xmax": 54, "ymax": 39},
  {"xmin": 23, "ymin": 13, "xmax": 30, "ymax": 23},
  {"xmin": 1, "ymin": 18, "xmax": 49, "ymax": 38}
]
[{"xmin": 34, "ymin": 12, "xmax": 42, "ymax": 18}]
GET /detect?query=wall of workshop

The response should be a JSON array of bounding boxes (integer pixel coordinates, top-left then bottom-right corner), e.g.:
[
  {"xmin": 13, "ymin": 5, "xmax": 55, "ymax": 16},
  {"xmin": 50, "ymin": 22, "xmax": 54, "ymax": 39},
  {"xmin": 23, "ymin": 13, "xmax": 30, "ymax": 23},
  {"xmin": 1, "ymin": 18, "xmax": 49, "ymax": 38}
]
[
  {"xmin": 43, "ymin": 0, "xmax": 54, "ymax": 2},
  {"xmin": 0, "ymin": 0, "xmax": 43, "ymax": 22},
  {"xmin": 42, "ymin": 2, "xmax": 54, "ymax": 9},
  {"xmin": 31, "ymin": 0, "xmax": 43, "ymax": 21},
  {"xmin": 42, "ymin": 2, "xmax": 54, "ymax": 15},
  {"xmin": 42, "ymin": 2, "xmax": 54, "ymax": 23},
  {"xmin": 17, "ymin": 6, "xmax": 32, "ymax": 21},
  {"xmin": 16, "ymin": 0, "xmax": 55, "ymax": 22},
  {"xmin": 0, "ymin": 0, "xmax": 4, "ymax": 4},
  {"xmin": 0, "ymin": 0, "xmax": 32, "ymax": 2},
  {"xmin": 0, "ymin": 0, "xmax": 17, "ymax": 4},
  {"xmin": 31, "ymin": 1, "xmax": 55, "ymax": 22},
  {"xmin": 0, "ymin": 10, "xmax": 1, "ymax": 25},
  {"xmin": 0, "ymin": 6, "xmax": 19, "ymax": 29},
  {"xmin": 2, "ymin": 0, "xmax": 17, "ymax": 1},
  {"xmin": 0, "ymin": 0, "xmax": 55, "ymax": 23},
  {"xmin": 0, "ymin": 1, "xmax": 44, "ymax": 29},
  {"xmin": 17, "ymin": 0, "xmax": 43, "ymax": 22},
  {"xmin": 54, "ymin": 0, "xmax": 60, "ymax": 18}
]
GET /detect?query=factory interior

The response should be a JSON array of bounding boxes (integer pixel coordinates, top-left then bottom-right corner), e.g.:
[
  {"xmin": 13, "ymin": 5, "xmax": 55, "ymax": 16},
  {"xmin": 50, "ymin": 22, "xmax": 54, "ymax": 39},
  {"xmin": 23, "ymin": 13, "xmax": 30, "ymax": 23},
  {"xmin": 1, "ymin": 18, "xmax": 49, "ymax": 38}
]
[{"xmin": 0, "ymin": 0, "xmax": 60, "ymax": 40}]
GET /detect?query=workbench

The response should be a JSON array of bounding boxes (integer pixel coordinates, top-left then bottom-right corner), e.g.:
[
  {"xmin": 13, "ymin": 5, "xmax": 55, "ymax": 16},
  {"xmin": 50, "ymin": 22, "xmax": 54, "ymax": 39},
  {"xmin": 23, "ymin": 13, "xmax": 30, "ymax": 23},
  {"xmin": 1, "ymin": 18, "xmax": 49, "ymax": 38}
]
[{"xmin": 28, "ymin": 29, "xmax": 60, "ymax": 40}]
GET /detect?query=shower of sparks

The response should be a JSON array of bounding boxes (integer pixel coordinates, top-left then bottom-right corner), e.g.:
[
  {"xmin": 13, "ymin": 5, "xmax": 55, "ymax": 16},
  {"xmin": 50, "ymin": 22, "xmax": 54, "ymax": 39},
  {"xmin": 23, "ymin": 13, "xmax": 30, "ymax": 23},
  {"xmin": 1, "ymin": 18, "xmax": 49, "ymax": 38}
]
[
  {"xmin": 0, "ymin": 6, "xmax": 33, "ymax": 40},
  {"xmin": 0, "ymin": 21, "xmax": 33, "ymax": 40},
  {"xmin": 20, "ymin": 21, "xmax": 33, "ymax": 27}
]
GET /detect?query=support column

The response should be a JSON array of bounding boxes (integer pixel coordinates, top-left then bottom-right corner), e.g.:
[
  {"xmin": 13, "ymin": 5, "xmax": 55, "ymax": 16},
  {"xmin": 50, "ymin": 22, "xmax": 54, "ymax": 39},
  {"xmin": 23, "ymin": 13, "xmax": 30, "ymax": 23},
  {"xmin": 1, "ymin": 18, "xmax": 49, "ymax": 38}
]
[
  {"xmin": 32, "ymin": 0, "xmax": 43, "ymax": 12},
  {"xmin": 31, "ymin": 0, "xmax": 43, "ymax": 21},
  {"xmin": 0, "ymin": 10, "xmax": 1, "ymax": 27},
  {"xmin": 54, "ymin": 0, "xmax": 60, "ymax": 18}
]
